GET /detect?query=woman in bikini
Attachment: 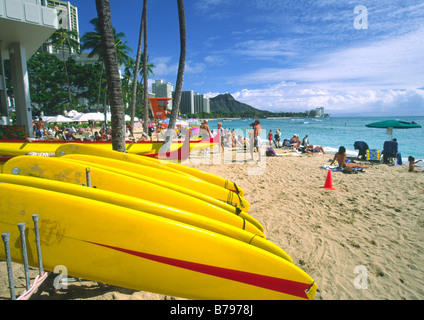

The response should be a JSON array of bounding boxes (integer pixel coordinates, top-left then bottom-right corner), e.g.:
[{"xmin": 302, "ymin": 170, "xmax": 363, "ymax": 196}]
[{"xmin": 330, "ymin": 146, "xmax": 370, "ymax": 168}]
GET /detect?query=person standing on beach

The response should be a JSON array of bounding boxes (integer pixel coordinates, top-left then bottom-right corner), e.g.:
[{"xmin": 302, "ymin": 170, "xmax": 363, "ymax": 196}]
[
  {"xmin": 275, "ymin": 129, "xmax": 281, "ymax": 147},
  {"xmin": 35, "ymin": 119, "xmax": 45, "ymax": 139},
  {"xmin": 217, "ymin": 122, "xmax": 224, "ymax": 152},
  {"xmin": 200, "ymin": 120, "xmax": 211, "ymax": 139},
  {"xmin": 268, "ymin": 130, "xmax": 273, "ymax": 145},
  {"xmin": 251, "ymin": 119, "xmax": 262, "ymax": 162},
  {"xmin": 302, "ymin": 135, "xmax": 309, "ymax": 147}
]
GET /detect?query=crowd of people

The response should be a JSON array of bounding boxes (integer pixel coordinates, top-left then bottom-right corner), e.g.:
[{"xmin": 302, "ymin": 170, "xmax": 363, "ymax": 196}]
[
  {"xmin": 211, "ymin": 120, "xmax": 326, "ymax": 158},
  {"xmin": 31, "ymin": 118, "xmax": 162, "ymax": 142},
  {"xmin": 32, "ymin": 117, "xmax": 326, "ymax": 161},
  {"xmin": 32, "ymin": 118, "xmax": 114, "ymax": 141}
]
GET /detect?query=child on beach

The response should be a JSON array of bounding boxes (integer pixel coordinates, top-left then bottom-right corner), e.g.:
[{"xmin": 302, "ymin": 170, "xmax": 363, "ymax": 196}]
[{"xmin": 408, "ymin": 156, "xmax": 422, "ymax": 172}]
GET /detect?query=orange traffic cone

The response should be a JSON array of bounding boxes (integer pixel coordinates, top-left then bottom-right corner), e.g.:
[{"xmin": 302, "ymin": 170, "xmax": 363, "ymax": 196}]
[{"xmin": 323, "ymin": 169, "xmax": 336, "ymax": 190}]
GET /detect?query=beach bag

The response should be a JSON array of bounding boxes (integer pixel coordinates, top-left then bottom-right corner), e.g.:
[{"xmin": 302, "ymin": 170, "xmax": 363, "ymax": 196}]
[{"xmin": 266, "ymin": 147, "xmax": 277, "ymax": 157}]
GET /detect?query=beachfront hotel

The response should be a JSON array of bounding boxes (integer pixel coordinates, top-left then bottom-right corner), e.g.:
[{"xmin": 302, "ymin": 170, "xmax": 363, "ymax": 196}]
[
  {"xmin": 152, "ymin": 79, "xmax": 210, "ymax": 115},
  {"xmin": 0, "ymin": 0, "xmax": 58, "ymax": 136},
  {"xmin": 178, "ymin": 90, "xmax": 210, "ymax": 115},
  {"xmin": 42, "ymin": 0, "xmax": 79, "ymax": 55}
]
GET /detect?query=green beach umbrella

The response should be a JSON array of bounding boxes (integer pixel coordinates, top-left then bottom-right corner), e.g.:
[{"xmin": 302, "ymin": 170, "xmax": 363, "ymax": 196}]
[{"xmin": 365, "ymin": 120, "xmax": 422, "ymax": 140}]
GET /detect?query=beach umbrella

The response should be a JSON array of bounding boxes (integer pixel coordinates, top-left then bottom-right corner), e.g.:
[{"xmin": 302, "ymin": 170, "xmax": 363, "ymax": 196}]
[
  {"xmin": 72, "ymin": 112, "xmax": 108, "ymax": 122},
  {"xmin": 365, "ymin": 120, "xmax": 422, "ymax": 139},
  {"xmin": 45, "ymin": 115, "xmax": 74, "ymax": 123},
  {"xmin": 65, "ymin": 110, "xmax": 82, "ymax": 118},
  {"xmin": 160, "ymin": 118, "xmax": 189, "ymax": 126}
]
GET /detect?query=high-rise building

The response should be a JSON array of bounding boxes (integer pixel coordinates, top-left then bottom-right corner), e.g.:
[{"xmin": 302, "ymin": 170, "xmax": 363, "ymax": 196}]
[
  {"xmin": 194, "ymin": 93, "xmax": 210, "ymax": 114},
  {"xmin": 315, "ymin": 107, "xmax": 325, "ymax": 117},
  {"xmin": 44, "ymin": 0, "xmax": 79, "ymax": 54},
  {"xmin": 180, "ymin": 90, "xmax": 194, "ymax": 114},
  {"xmin": 152, "ymin": 80, "xmax": 210, "ymax": 114},
  {"xmin": 152, "ymin": 80, "xmax": 173, "ymax": 109}
]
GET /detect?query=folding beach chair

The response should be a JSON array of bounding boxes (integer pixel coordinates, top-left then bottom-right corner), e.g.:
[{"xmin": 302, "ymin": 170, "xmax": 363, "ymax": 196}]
[{"xmin": 382, "ymin": 140, "xmax": 398, "ymax": 164}]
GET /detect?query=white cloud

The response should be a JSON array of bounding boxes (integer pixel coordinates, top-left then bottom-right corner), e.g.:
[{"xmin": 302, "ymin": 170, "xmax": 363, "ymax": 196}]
[
  {"xmin": 232, "ymin": 82, "xmax": 424, "ymax": 116},
  {"xmin": 232, "ymin": 26, "xmax": 424, "ymax": 90},
  {"xmin": 152, "ymin": 56, "xmax": 177, "ymax": 76},
  {"xmin": 225, "ymin": 26, "xmax": 424, "ymax": 115},
  {"xmin": 152, "ymin": 56, "xmax": 206, "ymax": 77}
]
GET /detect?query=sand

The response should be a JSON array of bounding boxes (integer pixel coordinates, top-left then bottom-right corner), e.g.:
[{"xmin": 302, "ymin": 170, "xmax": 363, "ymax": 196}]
[{"xmin": 1, "ymin": 146, "xmax": 424, "ymax": 300}]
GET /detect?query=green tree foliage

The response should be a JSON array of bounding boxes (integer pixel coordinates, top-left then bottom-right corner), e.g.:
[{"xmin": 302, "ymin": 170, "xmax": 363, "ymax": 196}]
[
  {"xmin": 27, "ymin": 51, "xmax": 104, "ymax": 116},
  {"xmin": 47, "ymin": 28, "xmax": 80, "ymax": 108},
  {"xmin": 27, "ymin": 51, "xmax": 69, "ymax": 115}
]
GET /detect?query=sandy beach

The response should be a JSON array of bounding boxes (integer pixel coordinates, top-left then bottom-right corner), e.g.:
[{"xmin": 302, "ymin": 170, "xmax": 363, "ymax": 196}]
[{"xmin": 1, "ymin": 146, "xmax": 423, "ymax": 300}]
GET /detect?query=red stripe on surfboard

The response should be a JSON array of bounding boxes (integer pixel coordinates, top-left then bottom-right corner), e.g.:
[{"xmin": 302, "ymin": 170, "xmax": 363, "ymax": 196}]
[{"xmin": 90, "ymin": 242, "xmax": 311, "ymax": 299}]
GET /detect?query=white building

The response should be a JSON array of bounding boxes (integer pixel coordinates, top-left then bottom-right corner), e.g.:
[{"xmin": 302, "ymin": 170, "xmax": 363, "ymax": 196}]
[
  {"xmin": 152, "ymin": 79, "xmax": 173, "ymax": 110},
  {"xmin": 0, "ymin": 0, "xmax": 58, "ymax": 136},
  {"xmin": 194, "ymin": 92, "xmax": 210, "ymax": 114},
  {"xmin": 44, "ymin": 0, "xmax": 79, "ymax": 54}
]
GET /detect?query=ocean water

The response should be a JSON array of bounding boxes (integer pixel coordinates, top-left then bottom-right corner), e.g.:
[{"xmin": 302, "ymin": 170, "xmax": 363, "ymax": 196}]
[{"xmin": 207, "ymin": 116, "xmax": 424, "ymax": 167}]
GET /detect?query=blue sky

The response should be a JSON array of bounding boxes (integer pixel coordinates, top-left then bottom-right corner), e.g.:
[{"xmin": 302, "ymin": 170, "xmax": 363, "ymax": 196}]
[{"xmin": 71, "ymin": 0, "xmax": 424, "ymax": 116}]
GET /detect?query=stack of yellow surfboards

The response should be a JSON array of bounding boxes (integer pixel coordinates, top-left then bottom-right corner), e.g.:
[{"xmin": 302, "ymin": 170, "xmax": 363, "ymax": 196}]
[{"xmin": 0, "ymin": 143, "xmax": 317, "ymax": 300}]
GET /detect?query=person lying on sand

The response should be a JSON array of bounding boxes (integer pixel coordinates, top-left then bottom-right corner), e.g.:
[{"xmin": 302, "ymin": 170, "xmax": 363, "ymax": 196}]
[
  {"xmin": 330, "ymin": 146, "xmax": 370, "ymax": 169},
  {"xmin": 304, "ymin": 145, "xmax": 325, "ymax": 154}
]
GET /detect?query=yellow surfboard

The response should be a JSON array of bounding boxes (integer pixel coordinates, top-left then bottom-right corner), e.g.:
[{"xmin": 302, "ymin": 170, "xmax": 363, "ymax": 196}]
[
  {"xmin": 0, "ymin": 183, "xmax": 316, "ymax": 299},
  {"xmin": 60, "ymin": 153, "xmax": 250, "ymax": 212},
  {"xmin": 55, "ymin": 143, "xmax": 245, "ymax": 197},
  {"xmin": 2, "ymin": 156, "xmax": 264, "ymax": 235},
  {"xmin": 0, "ymin": 174, "xmax": 291, "ymax": 261},
  {"xmin": 0, "ymin": 140, "xmax": 181, "ymax": 156}
]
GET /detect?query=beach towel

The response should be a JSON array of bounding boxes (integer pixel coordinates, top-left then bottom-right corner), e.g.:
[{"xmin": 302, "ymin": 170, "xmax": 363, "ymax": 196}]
[{"xmin": 319, "ymin": 165, "xmax": 365, "ymax": 173}]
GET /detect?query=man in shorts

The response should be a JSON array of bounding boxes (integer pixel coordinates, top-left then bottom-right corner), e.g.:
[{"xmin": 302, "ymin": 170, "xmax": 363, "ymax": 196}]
[
  {"xmin": 35, "ymin": 119, "xmax": 45, "ymax": 139},
  {"xmin": 252, "ymin": 119, "xmax": 262, "ymax": 162}
]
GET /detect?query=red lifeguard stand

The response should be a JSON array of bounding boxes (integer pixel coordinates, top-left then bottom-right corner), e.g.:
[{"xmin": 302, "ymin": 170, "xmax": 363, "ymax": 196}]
[{"xmin": 148, "ymin": 97, "xmax": 172, "ymax": 120}]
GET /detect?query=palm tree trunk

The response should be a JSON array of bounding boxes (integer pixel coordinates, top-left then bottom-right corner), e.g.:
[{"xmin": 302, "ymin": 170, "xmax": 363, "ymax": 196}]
[
  {"xmin": 142, "ymin": 0, "xmax": 149, "ymax": 133},
  {"xmin": 163, "ymin": 0, "xmax": 186, "ymax": 151},
  {"xmin": 104, "ymin": 82, "xmax": 108, "ymax": 130},
  {"xmin": 96, "ymin": 62, "xmax": 104, "ymax": 112},
  {"xmin": 62, "ymin": 44, "xmax": 73, "ymax": 109},
  {"xmin": 130, "ymin": 1, "xmax": 144, "ymax": 129},
  {"xmin": 95, "ymin": 0, "xmax": 126, "ymax": 152}
]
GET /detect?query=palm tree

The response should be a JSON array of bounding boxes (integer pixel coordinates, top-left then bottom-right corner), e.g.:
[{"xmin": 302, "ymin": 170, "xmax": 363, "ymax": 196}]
[
  {"xmin": 48, "ymin": 28, "xmax": 80, "ymax": 109},
  {"xmin": 81, "ymin": 17, "xmax": 132, "ymax": 112},
  {"xmin": 95, "ymin": 0, "xmax": 126, "ymax": 152},
  {"xmin": 123, "ymin": 54, "xmax": 154, "ymax": 115},
  {"xmin": 163, "ymin": 0, "xmax": 186, "ymax": 151},
  {"xmin": 130, "ymin": 0, "xmax": 144, "ymax": 130},
  {"xmin": 141, "ymin": 0, "xmax": 149, "ymax": 133}
]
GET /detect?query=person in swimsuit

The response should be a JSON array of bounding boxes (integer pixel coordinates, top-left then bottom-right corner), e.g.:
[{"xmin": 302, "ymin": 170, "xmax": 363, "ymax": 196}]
[
  {"xmin": 330, "ymin": 146, "xmax": 370, "ymax": 168},
  {"xmin": 304, "ymin": 145, "xmax": 325, "ymax": 154},
  {"xmin": 252, "ymin": 119, "xmax": 262, "ymax": 162},
  {"xmin": 408, "ymin": 156, "xmax": 422, "ymax": 172}
]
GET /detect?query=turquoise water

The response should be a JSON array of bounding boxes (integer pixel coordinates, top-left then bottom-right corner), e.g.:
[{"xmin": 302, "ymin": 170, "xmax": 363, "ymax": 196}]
[{"xmin": 207, "ymin": 116, "xmax": 424, "ymax": 166}]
